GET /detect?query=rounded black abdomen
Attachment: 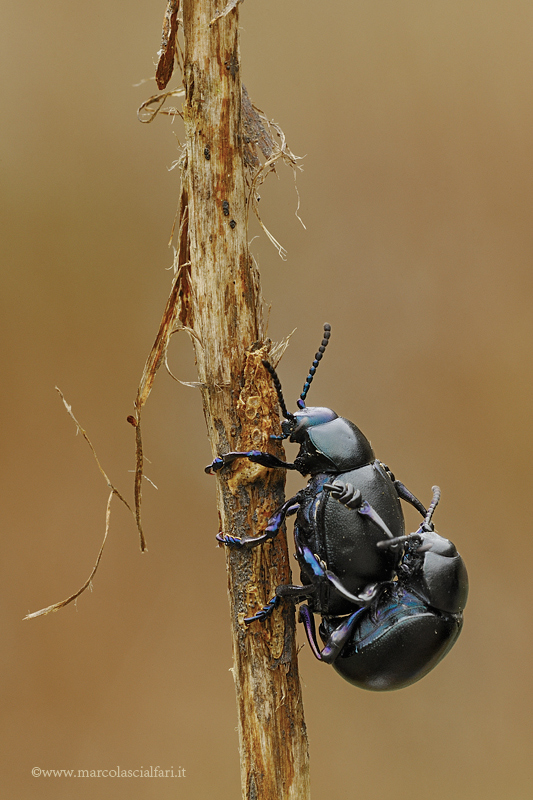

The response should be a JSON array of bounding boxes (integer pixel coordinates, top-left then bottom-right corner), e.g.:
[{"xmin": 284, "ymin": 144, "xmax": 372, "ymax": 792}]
[{"xmin": 322, "ymin": 590, "xmax": 463, "ymax": 691}]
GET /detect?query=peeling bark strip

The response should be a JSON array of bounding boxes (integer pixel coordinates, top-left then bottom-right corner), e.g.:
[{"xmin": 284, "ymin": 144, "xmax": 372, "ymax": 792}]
[
  {"xmin": 156, "ymin": 0, "xmax": 180, "ymax": 90},
  {"xmin": 176, "ymin": 2, "xmax": 309, "ymax": 797}
]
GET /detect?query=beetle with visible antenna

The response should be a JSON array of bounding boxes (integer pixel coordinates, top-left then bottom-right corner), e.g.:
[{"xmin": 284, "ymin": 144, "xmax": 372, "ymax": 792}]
[{"xmin": 206, "ymin": 324, "xmax": 468, "ymax": 690}]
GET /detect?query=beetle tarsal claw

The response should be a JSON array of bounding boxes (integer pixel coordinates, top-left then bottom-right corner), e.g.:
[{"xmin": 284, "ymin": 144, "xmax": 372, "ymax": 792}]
[{"xmin": 215, "ymin": 532, "xmax": 244, "ymax": 548}]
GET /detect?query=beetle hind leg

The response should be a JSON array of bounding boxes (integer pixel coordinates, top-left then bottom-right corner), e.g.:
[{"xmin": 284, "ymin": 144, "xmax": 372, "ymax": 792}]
[{"xmin": 299, "ymin": 604, "xmax": 365, "ymax": 664}]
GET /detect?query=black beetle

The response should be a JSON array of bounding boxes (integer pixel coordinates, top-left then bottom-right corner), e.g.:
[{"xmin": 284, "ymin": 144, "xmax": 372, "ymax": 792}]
[{"xmin": 205, "ymin": 324, "xmax": 468, "ymax": 690}]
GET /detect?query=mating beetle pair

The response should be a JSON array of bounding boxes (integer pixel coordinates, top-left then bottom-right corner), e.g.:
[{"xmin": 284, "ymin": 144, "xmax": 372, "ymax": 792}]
[{"xmin": 206, "ymin": 325, "xmax": 468, "ymax": 691}]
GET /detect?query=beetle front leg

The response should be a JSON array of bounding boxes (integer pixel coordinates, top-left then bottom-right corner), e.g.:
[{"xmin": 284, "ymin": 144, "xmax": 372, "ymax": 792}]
[
  {"xmin": 205, "ymin": 450, "xmax": 298, "ymax": 474},
  {"xmin": 299, "ymin": 605, "xmax": 365, "ymax": 664},
  {"xmin": 216, "ymin": 496, "xmax": 300, "ymax": 549}
]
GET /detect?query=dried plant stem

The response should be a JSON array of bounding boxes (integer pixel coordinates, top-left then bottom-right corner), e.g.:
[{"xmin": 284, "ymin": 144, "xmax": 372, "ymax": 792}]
[{"xmin": 174, "ymin": 1, "xmax": 309, "ymax": 797}]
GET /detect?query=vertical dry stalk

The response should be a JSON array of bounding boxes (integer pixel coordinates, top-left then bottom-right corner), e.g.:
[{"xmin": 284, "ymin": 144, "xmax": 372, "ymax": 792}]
[{"xmin": 175, "ymin": 1, "xmax": 310, "ymax": 797}]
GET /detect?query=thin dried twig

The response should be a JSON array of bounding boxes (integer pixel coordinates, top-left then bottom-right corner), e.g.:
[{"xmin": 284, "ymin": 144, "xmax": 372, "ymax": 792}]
[
  {"xmin": 24, "ymin": 490, "xmax": 115, "ymax": 620},
  {"xmin": 54, "ymin": 389, "xmax": 133, "ymax": 511},
  {"xmin": 24, "ymin": 389, "xmax": 141, "ymax": 620}
]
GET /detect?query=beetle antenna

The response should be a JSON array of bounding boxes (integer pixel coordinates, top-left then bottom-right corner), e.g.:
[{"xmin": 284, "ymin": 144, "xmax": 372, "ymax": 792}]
[
  {"xmin": 424, "ymin": 485, "xmax": 441, "ymax": 527},
  {"xmin": 298, "ymin": 323, "xmax": 332, "ymax": 408},
  {"xmin": 262, "ymin": 359, "xmax": 294, "ymax": 421}
]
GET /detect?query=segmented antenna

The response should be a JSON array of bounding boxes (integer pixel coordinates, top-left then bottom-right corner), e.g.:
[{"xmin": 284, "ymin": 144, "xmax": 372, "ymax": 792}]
[
  {"xmin": 262, "ymin": 359, "xmax": 294, "ymax": 421},
  {"xmin": 298, "ymin": 323, "xmax": 332, "ymax": 408},
  {"xmin": 424, "ymin": 486, "xmax": 441, "ymax": 528}
]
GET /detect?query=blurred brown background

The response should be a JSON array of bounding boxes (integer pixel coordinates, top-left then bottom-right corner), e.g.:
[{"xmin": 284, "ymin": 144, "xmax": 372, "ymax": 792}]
[{"xmin": 3, "ymin": 1, "xmax": 533, "ymax": 798}]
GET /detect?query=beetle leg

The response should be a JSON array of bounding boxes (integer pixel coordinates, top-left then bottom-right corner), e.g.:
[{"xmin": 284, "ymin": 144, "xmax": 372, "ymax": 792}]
[
  {"xmin": 324, "ymin": 571, "xmax": 380, "ymax": 606},
  {"xmin": 244, "ymin": 595, "xmax": 281, "ymax": 623},
  {"xmin": 205, "ymin": 450, "xmax": 298, "ymax": 474},
  {"xmin": 216, "ymin": 496, "xmax": 300, "ymax": 549},
  {"xmin": 299, "ymin": 605, "xmax": 365, "ymax": 664},
  {"xmin": 323, "ymin": 481, "xmax": 397, "ymax": 544},
  {"xmin": 376, "ymin": 532, "xmax": 422, "ymax": 550},
  {"xmin": 323, "ymin": 480, "xmax": 361, "ymax": 508},
  {"xmin": 244, "ymin": 583, "xmax": 317, "ymax": 624},
  {"xmin": 298, "ymin": 605, "xmax": 323, "ymax": 659},
  {"xmin": 394, "ymin": 480, "xmax": 428, "ymax": 518},
  {"xmin": 296, "ymin": 539, "xmax": 380, "ymax": 606},
  {"xmin": 357, "ymin": 500, "xmax": 397, "ymax": 542},
  {"xmin": 377, "ymin": 488, "xmax": 442, "ymax": 551}
]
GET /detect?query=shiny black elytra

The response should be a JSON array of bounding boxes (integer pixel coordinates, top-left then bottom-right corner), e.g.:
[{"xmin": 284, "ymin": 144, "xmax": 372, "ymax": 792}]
[{"xmin": 205, "ymin": 325, "xmax": 468, "ymax": 691}]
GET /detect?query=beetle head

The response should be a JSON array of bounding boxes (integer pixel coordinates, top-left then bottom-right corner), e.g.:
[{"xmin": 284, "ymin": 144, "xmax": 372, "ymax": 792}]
[
  {"xmin": 263, "ymin": 324, "xmax": 375, "ymax": 473},
  {"xmin": 377, "ymin": 486, "xmax": 469, "ymax": 615},
  {"xmin": 281, "ymin": 406, "xmax": 338, "ymax": 440}
]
